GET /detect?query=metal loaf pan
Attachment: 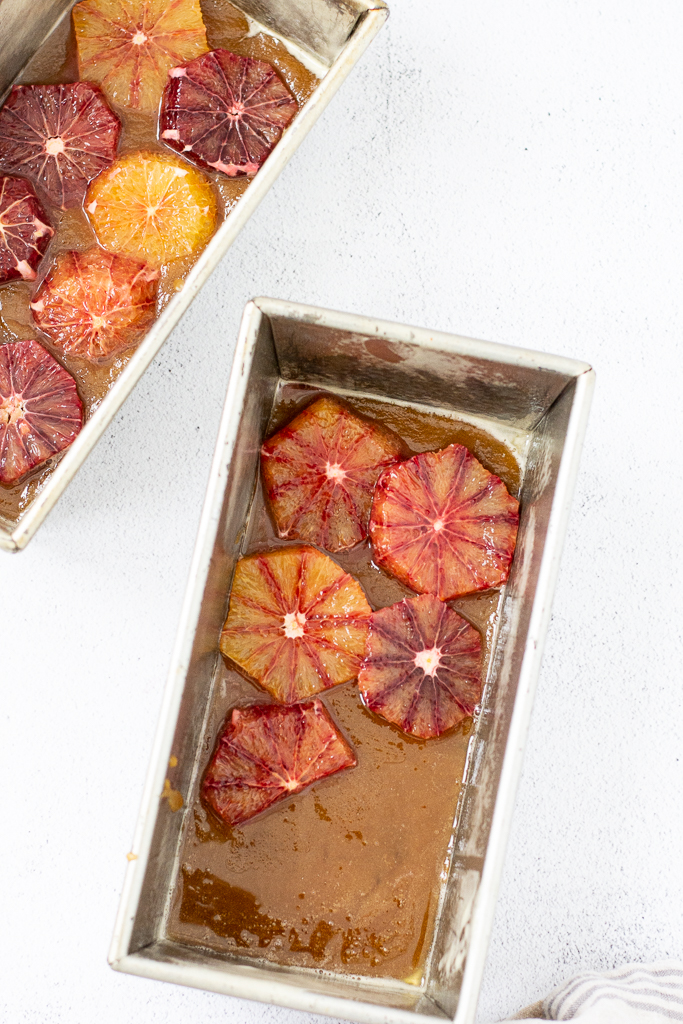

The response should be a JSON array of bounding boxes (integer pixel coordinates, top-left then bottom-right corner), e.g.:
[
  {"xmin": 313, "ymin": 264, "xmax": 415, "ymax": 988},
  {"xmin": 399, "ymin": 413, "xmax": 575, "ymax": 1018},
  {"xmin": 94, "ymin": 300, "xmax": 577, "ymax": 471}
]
[
  {"xmin": 110, "ymin": 298, "xmax": 595, "ymax": 1023},
  {"xmin": 0, "ymin": 0, "xmax": 388, "ymax": 552}
]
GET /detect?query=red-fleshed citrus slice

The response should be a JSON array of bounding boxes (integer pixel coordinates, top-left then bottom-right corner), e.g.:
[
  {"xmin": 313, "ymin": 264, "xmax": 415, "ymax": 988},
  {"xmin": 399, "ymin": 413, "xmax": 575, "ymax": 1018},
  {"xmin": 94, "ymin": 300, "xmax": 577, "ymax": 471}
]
[
  {"xmin": 0, "ymin": 84, "xmax": 120, "ymax": 211},
  {"xmin": 73, "ymin": 0, "xmax": 209, "ymax": 114},
  {"xmin": 220, "ymin": 546, "xmax": 372, "ymax": 704},
  {"xmin": 0, "ymin": 339, "xmax": 83, "ymax": 485},
  {"xmin": 261, "ymin": 396, "xmax": 404, "ymax": 553},
  {"xmin": 370, "ymin": 443, "xmax": 520, "ymax": 600},
  {"xmin": 30, "ymin": 247, "xmax": 159, "ymax": 361},
  {"xmin": 86, "ymin": 150, "xmax": 216, "ymax": 266},
  {"xmin": 202, "ymin": 699, "xmax": 357, "ymax": 828},
  {"xmin": 358, "ymin": 594, "xmax": 482, "ymax": 739},
  {"xmin": 160, "ymin": 49, "xmax": 298, "ymax": 177},
  {"xmin": 0, "ymin": 177, "xmax": 53, "ymax": 284}
]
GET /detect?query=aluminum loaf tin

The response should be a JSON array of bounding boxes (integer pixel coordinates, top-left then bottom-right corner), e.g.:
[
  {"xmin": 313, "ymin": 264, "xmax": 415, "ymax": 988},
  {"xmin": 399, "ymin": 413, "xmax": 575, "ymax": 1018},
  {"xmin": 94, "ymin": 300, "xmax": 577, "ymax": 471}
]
[
  {"xmin": 110, "ymin": 297, "xmax": 595, "ymax": 1023},
  {"xmin": 0, "ymin": 0, "xmax": 388, "ymax": 552}
]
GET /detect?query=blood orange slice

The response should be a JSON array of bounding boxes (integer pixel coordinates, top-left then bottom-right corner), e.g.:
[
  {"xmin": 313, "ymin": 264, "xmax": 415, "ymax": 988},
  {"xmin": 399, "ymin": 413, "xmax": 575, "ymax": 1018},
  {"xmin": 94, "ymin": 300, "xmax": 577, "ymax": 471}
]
[
  {"xmin": 220, "ymin": 546, "xmax": 372, "ymax": 704},
  {"xmin": 73, "ymin": 0, "xmax": 209, "ymax": 113},
  {"xmin": 202, "ymin": 699, "xmax": 357, "ymax": 828},
  {"xmin": 30, "ymin": 247, "xmax": 159, "ymax": 361},
  {"xmin": 160, "ymin": 49, "xmax": 298, "ymax": 177},
  {"xmin": 86, "ymin": 150, "xmax": 216, "ymax": 266},
  {"xmin": 0, "ymin": 176, "xmax": 53, "ymax": 284},
  {"xmin": 261, "ymin": 396, "xmax": 404, "ymax": 553},
  {"xmin": 370, "ymin": 444, "xmax": 520, "ymax": 600},
  {"xmin": 0, "ymin": 84, "xmax": 120, "ymax": 211},
  {"xmin": 358, "ymin": 594, "xmax": 482, "ymax": 739},
  {"xmin": 0, "ymin": 339, "xmax": 83, "ymax": 485}
]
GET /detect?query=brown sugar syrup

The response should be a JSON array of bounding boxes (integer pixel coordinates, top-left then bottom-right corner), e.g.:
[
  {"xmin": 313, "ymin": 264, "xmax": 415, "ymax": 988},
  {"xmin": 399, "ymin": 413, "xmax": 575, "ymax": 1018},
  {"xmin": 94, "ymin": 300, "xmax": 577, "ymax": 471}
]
[
  {"xmin": 166, "ymin": 384, "xmax": 524, "ymax": 984},
  {"xmin": 0, "ymin": 1, "xmax": 319, "ymax": 524}
]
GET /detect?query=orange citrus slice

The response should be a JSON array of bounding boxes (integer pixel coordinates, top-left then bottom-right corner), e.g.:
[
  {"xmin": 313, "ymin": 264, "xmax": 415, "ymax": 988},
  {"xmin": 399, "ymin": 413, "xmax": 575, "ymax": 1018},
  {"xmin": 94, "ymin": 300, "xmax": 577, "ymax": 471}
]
[
  {"xmin": 370, "ymin": 444, "xmax": 520, "ymax": 599},
  {"xmin": 30, "ymin": 247, "xmax": 159, "ymax": 361},
  {"xmin": 73, "ymin": 0, "xmax": 209, "ymax": 113},
  {"xmin": 0, "ymin": 176, "xmax": 53, "ymax": 283},
  {"xmin": 0, "ymin": 339, "xmax": 83, "ymax": 485},
  {"xmin": 202, "ymin": 699, "xmax": 357, "ymax": 827},
  {"xmin": 160, "ymin": 49, "xmax": 298, "ymax": 176},
  {"xmin": 261, "ymin": 396, "xmax": 404, "ymax": 553},
  {"xmin": 358, "ymin": 594, "xmax": 482, "ymax": 739},
  {"xmin": 86, "ymin": 150, "xmax": 216, "ymax": 266},
  {"xmin": 220, "ymin": 546, "xmax": 372, "ymax": 704},
  {"xmin": 0, "ymin": 83, "xmax": 120, "ymax": 210}
]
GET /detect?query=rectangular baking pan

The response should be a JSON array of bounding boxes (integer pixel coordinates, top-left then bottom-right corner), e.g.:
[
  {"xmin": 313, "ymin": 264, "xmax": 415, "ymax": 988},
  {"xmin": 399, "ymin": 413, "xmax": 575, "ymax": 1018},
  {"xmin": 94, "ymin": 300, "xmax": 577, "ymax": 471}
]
[
  {"xmin": 0, "ymin": 0, "xmax": 388, "ymax": 552},
  {"xmin": 109, "ymin": 297, "xmax": 595, "ymax": 1023}
]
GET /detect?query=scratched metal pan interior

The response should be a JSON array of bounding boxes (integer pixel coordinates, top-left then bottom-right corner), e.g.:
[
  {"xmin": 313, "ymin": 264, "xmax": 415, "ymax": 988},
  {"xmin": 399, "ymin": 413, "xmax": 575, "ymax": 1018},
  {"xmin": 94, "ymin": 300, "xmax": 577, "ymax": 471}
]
[
  {"xmin": 109, "ymin": 298, "xmax": 594, "ymax": 1023},
  {"xmin": 0, "ymin": 0, "xmax": 388, "ymax": 552}
]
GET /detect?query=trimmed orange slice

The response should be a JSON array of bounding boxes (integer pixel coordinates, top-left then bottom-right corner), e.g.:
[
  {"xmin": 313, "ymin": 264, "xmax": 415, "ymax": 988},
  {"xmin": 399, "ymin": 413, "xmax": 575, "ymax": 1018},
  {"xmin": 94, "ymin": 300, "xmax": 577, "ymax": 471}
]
[
  {"xmin": 73, "ymin": 0, "xmax": 209, "ymax": 113},
  {"xmin": 220, "ymin": 546, "xmax": 372, "ymax": 704},
  {"xmin": 202, "ymin": 699, "xmax": 357, "ymax": 828},
  {"xmin": 0, "ymin": 83, "xmax": 120, "ymax": 211},
  {"xmin": 0, "ymin": 176, "xmax": 53, "ymax": 283},
  {"xmin": 261, "ymin": 396, "xmax": 404, "ymax": 553},
  {"xmin": 160, "ymin": 49, "xmax": 298, "ymax": 176},
  {"xmin": 0, "ymin": 339, "xmax": 83, "ymax": 485},
  {"xmin": 30, "ymin": 248, "xmax": 158, "ymax": 361},
  {"xmin": 358, "ymin": 594, "xmax": 482, "ymax": 739},
  {"xmin": 370, "ymin": 444, "xmax": 520, "ymax": 600},
  {"xmin": 86, "ymin": 150, "xmax": 216, "ymax": 266}
]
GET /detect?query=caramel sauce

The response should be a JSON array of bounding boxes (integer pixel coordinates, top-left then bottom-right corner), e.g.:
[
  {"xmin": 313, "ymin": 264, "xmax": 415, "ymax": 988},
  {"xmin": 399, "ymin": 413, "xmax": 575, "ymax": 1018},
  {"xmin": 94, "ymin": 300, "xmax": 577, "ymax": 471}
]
[
  {"xmin": 0, "ymin": 2, "xmax": 319, "ymax": 525},
  {"xmin": 167, "ymin": 387, "xmax": 521, "ymax": 982}
]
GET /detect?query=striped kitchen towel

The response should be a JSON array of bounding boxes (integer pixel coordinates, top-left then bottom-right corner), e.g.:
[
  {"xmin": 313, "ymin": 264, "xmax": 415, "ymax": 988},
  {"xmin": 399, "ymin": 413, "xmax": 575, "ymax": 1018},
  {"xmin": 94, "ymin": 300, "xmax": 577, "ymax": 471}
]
[{"xmin": 504, "ymin": 962, "xmax": 683, "ymax": 1021}]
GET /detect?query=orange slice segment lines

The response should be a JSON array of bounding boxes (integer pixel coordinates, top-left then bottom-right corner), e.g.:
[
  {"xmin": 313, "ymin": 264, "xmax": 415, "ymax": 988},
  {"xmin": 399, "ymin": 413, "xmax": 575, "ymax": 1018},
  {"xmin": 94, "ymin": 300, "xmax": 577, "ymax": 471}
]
[
  {"xmin": 31, "ymin": 247, "xmax": 158, "ymax": 361},
  {"xmin": 261, "ymin": 396, "xmax": 404, "ymax": 553},
  {"xmin": 73, "ymin": 0, "xmax": 209, "ymax": 113},
  {"xmin": 358, "ymin": 594, "xmax": 483, "ymax": 739},
  {"xmin": 0, "ymin": 339, "xmax": 83, "ymax": 485},
  {"xmin": 202, "ymin": 699, "xmax": 357, "ymax": 828},
  {"xmin": 220, "ymin": 546, "xmax": 372, "ymax": 704},
  {"xmin": 370, "ymin": 443, "xmax": 520, "ymax": 600},
  {"xmin": 86, "ymin": 150, "xmax": 216, "ymax": 266}
]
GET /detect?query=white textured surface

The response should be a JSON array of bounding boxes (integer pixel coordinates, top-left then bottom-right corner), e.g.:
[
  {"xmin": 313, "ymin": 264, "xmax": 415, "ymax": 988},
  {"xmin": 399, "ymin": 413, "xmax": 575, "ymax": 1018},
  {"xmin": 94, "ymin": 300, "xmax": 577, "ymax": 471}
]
[{"xmin": 2, "ymin": 1, "xmax": 683, "ymax": 1023}]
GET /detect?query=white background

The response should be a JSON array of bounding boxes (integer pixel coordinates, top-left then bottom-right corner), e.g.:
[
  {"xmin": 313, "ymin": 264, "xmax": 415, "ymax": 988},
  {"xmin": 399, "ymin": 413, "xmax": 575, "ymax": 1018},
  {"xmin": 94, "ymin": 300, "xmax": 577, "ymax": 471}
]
[{"xmin": 2, "ymin": 1, "xmax": 683, "ymax": 1021}]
